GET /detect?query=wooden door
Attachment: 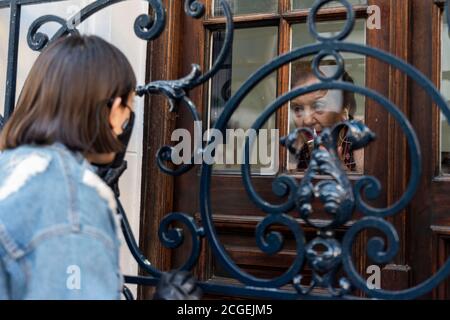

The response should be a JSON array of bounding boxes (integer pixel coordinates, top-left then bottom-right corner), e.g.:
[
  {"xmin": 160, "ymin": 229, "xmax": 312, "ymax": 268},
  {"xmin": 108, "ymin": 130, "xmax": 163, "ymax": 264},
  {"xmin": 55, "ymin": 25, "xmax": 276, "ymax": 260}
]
[
  {"xmin": 407, "ymin": 0, "xmax": 450, "ymax": 299},
  {"xmin": 138, "ymin": 0, "xmax": 450, "ymax": 299}
]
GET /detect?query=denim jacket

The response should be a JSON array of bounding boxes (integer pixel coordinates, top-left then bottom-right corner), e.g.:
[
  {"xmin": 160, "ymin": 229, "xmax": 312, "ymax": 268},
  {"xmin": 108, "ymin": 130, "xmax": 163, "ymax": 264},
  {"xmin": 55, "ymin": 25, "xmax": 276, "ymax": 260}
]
[{"xmin": 0, "ymin": 143, "xmax": 122, "ymax": 300}]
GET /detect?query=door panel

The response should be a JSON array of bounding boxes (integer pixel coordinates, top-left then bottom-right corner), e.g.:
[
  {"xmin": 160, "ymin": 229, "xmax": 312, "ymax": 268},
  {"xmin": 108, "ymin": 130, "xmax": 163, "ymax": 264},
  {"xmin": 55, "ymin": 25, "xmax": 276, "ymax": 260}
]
[
  {"xmin": 409, "ymin": 0, "xmax": 450, "ymax": 298},
  {"xmin": 168, "ymin": 0, "xmax": 395, "ymax": 298}
]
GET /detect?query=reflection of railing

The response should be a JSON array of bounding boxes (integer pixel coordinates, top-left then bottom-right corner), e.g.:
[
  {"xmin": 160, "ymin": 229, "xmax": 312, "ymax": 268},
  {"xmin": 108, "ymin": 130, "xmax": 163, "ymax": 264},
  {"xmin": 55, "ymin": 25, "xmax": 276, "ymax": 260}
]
[{"xmin": 1, "ymin": 0, "xmax": 450, "ymax": 300}]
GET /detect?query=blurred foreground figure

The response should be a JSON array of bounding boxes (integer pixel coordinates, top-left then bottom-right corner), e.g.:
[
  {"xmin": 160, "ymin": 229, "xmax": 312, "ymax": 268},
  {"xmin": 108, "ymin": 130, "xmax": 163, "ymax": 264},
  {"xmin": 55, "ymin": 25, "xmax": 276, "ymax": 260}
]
[{"xmin": 153, "ymin": 271, "xmax": 203, "ymax": 300}]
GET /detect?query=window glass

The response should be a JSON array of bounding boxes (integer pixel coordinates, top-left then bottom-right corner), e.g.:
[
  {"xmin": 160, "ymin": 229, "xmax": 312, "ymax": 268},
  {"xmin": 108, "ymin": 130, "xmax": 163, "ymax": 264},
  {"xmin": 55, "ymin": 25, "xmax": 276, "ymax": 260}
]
[
  {"xmin": 292, "ymin": 0, "xmax": 367, "ymax": 10},
  {"xmin": 213, "ymin": 0, "xmax": 278, "ymax": 16},
  {"xmin": 209, "ymin": 27, "xmax": 278, "ymax": 174},
  {"xmin": 289, "ymin": 19, "xmax": 366, "ymax": 173}
]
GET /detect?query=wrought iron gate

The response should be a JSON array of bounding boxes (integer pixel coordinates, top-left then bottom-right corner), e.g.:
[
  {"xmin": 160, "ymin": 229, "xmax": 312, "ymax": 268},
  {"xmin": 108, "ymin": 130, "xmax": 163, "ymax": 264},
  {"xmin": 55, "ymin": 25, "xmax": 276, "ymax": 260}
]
[{"xmin": 1, "ymin": 0, "xmax": 450, "ymax": 300}]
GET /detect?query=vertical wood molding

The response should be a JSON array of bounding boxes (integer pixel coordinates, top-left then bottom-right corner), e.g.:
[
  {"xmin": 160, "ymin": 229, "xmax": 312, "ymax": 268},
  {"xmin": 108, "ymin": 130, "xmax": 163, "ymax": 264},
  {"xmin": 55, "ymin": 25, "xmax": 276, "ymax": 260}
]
[
  {"xmin": 408, "ymin": 0, "xmax": 445, "ymax": 294},
  {"xmin": 386, "ymin": 0, "xmax": 410, "ymax": 267},
  {"xmin": 278, "ymin": 0, "xmax": 291, "ymax": 172},
  {"xmin": 138, "ymin": 0, "xmax": 183, "ymax": 299},
  {"xmin": 431, "ymin": 3, "xmax": 443, "ymax": 179}
]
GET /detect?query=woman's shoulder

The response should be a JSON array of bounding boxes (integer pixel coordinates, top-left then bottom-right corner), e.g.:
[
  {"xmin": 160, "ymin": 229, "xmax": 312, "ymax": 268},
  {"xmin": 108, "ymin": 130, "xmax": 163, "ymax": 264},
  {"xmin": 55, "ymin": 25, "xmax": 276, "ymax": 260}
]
[
  {"xmin": 0, "ymin": 144, "xmax": 57, "ymax": 196},
  {"xmin": 0, "ymin": 143, "xmax": 119, "ymax": 257},
  {"xmin": 0, "ymin": 142, "xmax": 115, "ymax": 210},
  {"xmin": 0, "ymin": 143, "xmax": 86, "ymax": 219},
  {"xmin": 0, "ymin": 143, "xmax": 84, "ymax": 188}
]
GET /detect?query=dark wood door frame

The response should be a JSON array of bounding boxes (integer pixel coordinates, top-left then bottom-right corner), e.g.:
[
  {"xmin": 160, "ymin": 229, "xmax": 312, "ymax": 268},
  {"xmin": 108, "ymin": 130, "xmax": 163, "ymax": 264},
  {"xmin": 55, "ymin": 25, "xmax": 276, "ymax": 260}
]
[
  {"xmin": 136, "ymin": 0, "xmax": 450, "ymax": 299},
  {"xmin": 138, "ymin": 0, "xmax": 184, "ymax": 300},
  {"xmin": 409, "ymin": 0, "xmax": 450, "ymax": 298}
]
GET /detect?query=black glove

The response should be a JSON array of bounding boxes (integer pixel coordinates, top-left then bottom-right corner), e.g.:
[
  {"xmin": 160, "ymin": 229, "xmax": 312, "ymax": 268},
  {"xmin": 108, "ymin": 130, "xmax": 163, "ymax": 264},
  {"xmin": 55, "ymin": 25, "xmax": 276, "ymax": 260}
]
[{"xmin": 95, "ymin": 161, "xmax": 128, "ymax": 197}]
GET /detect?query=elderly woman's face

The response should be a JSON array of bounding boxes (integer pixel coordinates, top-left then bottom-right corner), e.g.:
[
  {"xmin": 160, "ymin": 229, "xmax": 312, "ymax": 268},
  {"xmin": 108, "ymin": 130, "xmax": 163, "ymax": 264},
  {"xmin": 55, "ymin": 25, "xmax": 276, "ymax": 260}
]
[{"xmin": 291, "ymin": 76, "xmax": 344, "ymax": 133}]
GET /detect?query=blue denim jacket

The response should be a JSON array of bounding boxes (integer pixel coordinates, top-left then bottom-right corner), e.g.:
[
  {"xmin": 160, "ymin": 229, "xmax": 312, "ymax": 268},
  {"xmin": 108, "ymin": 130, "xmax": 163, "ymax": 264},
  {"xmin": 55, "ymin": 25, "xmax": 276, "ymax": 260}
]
[{"xmin": 0, "ymin": 143, "xmax": 122, "ymax": 299}]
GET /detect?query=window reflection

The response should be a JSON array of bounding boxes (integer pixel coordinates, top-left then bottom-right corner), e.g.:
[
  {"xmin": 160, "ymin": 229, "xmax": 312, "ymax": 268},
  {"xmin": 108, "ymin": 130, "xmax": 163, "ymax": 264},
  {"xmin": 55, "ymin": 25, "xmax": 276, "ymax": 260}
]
[
  {"xmin": 291, "ymin": 0, "xmax": 367, "ymax": 10},
  {"xmin": 209, "ymin": 27, "xmax": 278, "ymax": 173},
  {"xmin": 289, "ymin": 20, "xmax": 366, "ymax": 173},
  {"xmin": 213, "ymin": 0, "xmax": 278, "ymax": 16}
]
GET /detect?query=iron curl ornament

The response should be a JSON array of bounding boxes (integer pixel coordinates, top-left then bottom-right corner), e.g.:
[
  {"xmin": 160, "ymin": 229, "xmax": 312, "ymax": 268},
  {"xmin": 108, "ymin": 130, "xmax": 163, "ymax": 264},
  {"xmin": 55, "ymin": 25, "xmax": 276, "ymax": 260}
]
[
  {"xmin": 27, "ymin": 0, "xmax": 166, "ymax": 51},
  {"xmin": 0, "ymin": 0, "xmax": 449, "ymax": 300}
]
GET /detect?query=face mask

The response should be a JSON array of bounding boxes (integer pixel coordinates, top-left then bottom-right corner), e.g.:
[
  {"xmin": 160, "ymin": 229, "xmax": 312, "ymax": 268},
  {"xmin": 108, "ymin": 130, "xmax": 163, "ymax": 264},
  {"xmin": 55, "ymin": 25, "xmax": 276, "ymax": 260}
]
[
  {"xmin": 110, "ymin": 110, "xmax": 135, "ymax": 169},
  {"xmin": 95, "ymin": 102, "xmax": 135, "ymax": 191}
]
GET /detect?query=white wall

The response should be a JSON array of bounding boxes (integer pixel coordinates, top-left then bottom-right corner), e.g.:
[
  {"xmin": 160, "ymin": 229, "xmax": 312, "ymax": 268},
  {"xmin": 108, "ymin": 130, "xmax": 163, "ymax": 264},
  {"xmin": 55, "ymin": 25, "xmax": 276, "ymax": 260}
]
[
  {"xmin": 0, "ymin": 7, "xmax": 10, "ymax": 115},
  {"xmin": 0, "ymin": 0, "xmax": 148, "ymax": 298}
]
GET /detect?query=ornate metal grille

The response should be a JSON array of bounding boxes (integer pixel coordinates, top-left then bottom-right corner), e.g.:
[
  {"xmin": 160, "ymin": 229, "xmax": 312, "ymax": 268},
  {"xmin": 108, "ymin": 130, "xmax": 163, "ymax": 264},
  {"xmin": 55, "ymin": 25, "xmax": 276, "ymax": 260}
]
[{"xmin": 1, "ymin": 0, "xmax": 450, "ymax": 300}]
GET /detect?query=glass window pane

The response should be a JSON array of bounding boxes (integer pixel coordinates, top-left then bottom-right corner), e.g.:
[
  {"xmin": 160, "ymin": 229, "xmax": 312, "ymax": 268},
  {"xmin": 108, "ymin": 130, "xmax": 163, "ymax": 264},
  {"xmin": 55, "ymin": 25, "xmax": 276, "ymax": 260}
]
[
  {"xmin": 0, "ymin": 8, "xmax": 10, "ymax": 117},
  {"xmin": 209, "ymin": 27, "xmax": 278, "ymax": 174},
  {"xmin": 441, "ymin": 14, "xmax": 450, "ymax": 174},
  {"xmin": 289, "ymin": 19, "xmax": 366, "ymax": 173},
  {"xmin": 292, "ymin": 0, "xmax": 367, "ymax": 10},
  {"xmin": 213, "ymin": 0, "xmax": 278, "ymax": 16}
]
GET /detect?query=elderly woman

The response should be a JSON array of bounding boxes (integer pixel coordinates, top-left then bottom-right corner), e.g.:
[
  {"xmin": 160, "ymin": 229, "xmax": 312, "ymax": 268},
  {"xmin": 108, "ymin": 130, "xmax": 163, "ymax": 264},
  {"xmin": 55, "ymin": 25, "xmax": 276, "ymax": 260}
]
[{"xmin": 288, "ymin": 61, "xmax": 362, "ymax": 172}]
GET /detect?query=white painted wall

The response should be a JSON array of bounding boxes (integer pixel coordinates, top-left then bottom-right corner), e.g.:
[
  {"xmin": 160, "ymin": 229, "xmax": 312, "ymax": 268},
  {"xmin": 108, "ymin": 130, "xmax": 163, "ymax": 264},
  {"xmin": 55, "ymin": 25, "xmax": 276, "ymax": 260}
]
[
  {"xmin": 0, "ymin": 0, "xmax": 148, "ymax": 298},
  {"xmin": 0, "ymin": 8, "xmax": 10, "ymax": 115}
]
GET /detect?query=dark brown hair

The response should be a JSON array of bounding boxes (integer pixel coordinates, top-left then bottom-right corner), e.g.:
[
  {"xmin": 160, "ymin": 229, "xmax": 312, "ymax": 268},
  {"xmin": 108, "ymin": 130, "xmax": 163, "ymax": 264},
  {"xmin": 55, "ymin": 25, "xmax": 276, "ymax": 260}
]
[{"xmin": 0, "ymin": 35, "xmax": 136, "ymax": 153}]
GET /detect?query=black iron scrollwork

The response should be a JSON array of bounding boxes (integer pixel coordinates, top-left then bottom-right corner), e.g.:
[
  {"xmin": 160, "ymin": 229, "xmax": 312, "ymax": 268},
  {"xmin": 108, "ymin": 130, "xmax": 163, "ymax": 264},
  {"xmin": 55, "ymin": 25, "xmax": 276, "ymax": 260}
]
[
  {"xmin": 184, "ymin": 0, "xmax": 206, "ymax": 19},
  {"xmin": 197, "ymin": 0, "xmax": 450, "ymax": 299},
  {"xmin": 27, "ymin": 0, "xmax": 166, "ymax": 52},
  {"xmin": 286, "ymin": 121, "xmax": 375, "ymax": 230},
  {"xmin": 27, "ymin": 15, "xmax": 78, "ymax": 51},
  {"xmin": 2, "ymin": 0, "xmax": 450, "ymax": 300},
  {"xmin": 136, "ymin": 0, "xmax": 234, "ymax": 177},
  {"xmin": 158, "ymin": 212, "xmax": 204, "ymax": 271}
]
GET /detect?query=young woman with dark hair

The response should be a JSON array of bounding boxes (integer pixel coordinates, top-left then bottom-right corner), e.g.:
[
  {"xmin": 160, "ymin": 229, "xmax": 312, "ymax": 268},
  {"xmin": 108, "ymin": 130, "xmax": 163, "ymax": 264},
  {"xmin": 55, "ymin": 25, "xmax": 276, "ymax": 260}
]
[{"xmin": 0, "ymin": 35, "xmax": 136, "ymax": 299}]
